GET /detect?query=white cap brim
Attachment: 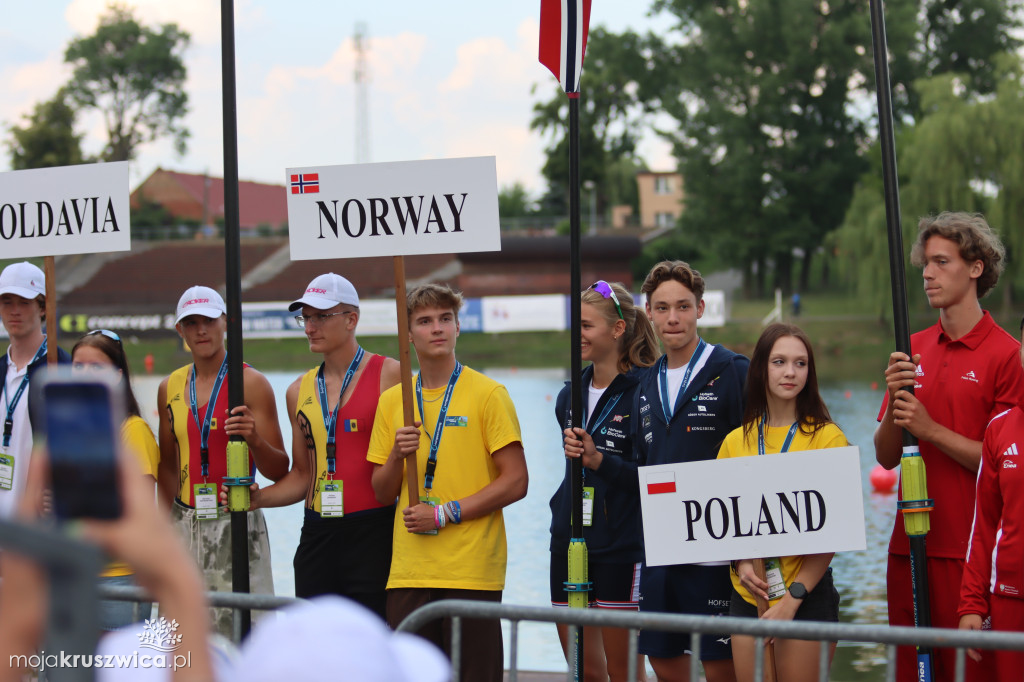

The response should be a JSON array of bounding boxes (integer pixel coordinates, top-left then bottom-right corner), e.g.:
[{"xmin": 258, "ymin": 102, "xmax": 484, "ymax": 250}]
[
  {"xmin": 175, "ymin": 306, "xmax": 225, "ymax": 323},
  {"xmin": 288, "ymin": 294, "xmax": 337, "ymax": 312},
  {"xmin": 0, "ymin": 285, "xmax": 42, "ymax": 300}
]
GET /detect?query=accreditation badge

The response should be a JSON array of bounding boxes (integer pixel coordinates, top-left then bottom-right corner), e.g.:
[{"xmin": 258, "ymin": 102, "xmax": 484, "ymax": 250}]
[
  {"xmin": 0, "ymin": 454, "xmax": 13, "ymax": 491},
  {"xmin": 764, "ymin": 557, "xmax": 787, "ymax": 600},
  {"xmin": 417, "ymin": 495, "xmax": 440, "ymax": 535},
  {"xmin": 319, "ymin": 480, "xmax": 344, "ymax": 518},
  {"xmin": 582, "ymin": 486, "xmax": 595, "ymax": 527},
  {"xmin": 193, "ymin": 483, "xmax": 219, "ymax": 521}
]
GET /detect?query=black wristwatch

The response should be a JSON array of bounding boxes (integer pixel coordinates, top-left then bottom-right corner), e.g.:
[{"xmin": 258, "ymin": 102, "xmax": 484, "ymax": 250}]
[{"xmin": 788, "ymin": 582, "xmax": 808, "ymax": 599}]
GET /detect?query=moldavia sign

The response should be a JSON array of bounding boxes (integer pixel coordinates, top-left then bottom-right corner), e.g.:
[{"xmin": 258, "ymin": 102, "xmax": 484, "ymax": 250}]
[
  {"xmin": 0, "ymin": 162, "xmax": 131, "ymax": 259},
  {"xmin": 639, "ymin": 446, "xmax": 866, "ymax": 566},
  {"xmin": 285, "ymin": 157, "xmax": 500, "ymax": 260}
]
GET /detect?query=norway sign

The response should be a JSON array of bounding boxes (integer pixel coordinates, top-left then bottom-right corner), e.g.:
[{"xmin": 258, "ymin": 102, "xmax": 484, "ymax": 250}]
[
  {"xmin": 285, "ymin": 157, "xmax": 500, "ymax": 260},
  {"xmin": 0, "ymin": 161, "xmax": 131, "ymax": 259},
  {"xmin": 639, "ymin": 446, "xmax": 866, "ymax": 566}
]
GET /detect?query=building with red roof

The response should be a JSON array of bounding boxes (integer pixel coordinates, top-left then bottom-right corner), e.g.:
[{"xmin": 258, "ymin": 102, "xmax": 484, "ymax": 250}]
[{"xmin": 130, "ymin": 168, "xmax": 288, "ymax": 230}]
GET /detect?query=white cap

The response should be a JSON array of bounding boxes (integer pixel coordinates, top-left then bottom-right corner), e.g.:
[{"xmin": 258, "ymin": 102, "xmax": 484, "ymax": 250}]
[
  {"xmin": 96, "ymin": 627, "xmax": 239, "ymax": 682},
  {"xmin": 231, "ymin": 596, "xmax": 450, "ymax": 682},
  {"xmin": 288, "ymin": 273, "xmax": 359, "ymax": 312},
  {"xmin": 0, "ymin": 261, "xmax": 45, "ymax": 300},
  {"xmin": 175, "ymin": 285, "xmax": 226, "ymax": 323}
]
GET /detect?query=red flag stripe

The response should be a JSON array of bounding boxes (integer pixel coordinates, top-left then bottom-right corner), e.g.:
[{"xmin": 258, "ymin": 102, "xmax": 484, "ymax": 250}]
[
  {"xmin": 647, "ymin": 482, "xmax": 677, "ymax": 495},
  {"xmin": 538, "ymin": 0, "xmax": 591, "ymax": 94}
]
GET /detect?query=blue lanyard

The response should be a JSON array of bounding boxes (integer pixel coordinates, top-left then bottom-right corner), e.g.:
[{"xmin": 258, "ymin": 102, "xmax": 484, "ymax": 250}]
[
  {"xmin": 189, "ymin": 354, "xmax": 229, "ymax": 478},
  {"xmin": 416, "ymin": 362, "xmax": 462, "ymax": 492},
  {"xmin": 757, "ymin": 416, "xmax": 799, "ymax": 455},
  {"xmin": 2, "ymin": 340, "xmax": 47, "ymax": 448},
  {"xmin": 316, "ymin": 346, "xmax": 365, "ymax": 475},
  {"xmin": 658, "ymin": 338, "xmax": 706, "ymax": 423}
]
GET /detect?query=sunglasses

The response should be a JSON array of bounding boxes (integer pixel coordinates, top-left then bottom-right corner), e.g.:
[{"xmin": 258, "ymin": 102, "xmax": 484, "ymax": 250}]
[
  {"xmin": 588, "ymin": 280, "xmax": 624, "ymax": 320},
  {"xmin": 86, "ymin": 329, "xmax": 122, "ymax": 345}
]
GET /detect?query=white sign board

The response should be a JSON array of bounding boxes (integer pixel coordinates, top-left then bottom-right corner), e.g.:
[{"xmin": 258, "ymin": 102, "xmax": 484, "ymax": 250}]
[
  {"xmin": 0, "ymin": 162, "xmax": 131, "ymax": 259},
  {"xmin": 286, "ymin": 157, "xmax": 500, "ymax": 260},
  {"xmin": 482, "ymin": 295, "xmax": 566, "ymax": 333},
  {"xmin": 639, "ymin": 446, "xmax": 866, "ymax": 566}
]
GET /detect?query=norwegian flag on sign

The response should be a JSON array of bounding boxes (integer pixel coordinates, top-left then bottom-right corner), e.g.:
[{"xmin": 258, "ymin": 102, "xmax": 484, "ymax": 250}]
[
  {"xmin": 290, "ymin": 173, "xmax": 319, "ymax": 195},
  {"xmin": 538, "ymin": 0, "xmax": 592, "ymax": 94}
]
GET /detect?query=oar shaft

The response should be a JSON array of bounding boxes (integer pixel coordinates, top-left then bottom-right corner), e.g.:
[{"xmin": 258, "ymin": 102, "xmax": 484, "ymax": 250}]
[{"xmin": 220, "ymin": 0, "xmax": 251, "ymax": 637}]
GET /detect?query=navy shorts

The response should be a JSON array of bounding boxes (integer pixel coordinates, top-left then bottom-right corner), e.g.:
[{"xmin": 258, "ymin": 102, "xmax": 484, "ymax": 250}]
[
  {"xmin": 729, "ymin": 568, "xmax": 840, "ymax": 622},
  {"xmin": 549, "ymin": 551, "xmax": 641, "ymax": 609},
  {"xmin": 638, "ymin": 563, "xmax": 733, "ymax": 661}
]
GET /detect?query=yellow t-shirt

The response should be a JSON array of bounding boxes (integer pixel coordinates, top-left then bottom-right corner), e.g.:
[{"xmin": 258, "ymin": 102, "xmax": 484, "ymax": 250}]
[
  {"xmin": 101, "ymin": 415, "xmax": 160, "ymax": 578},
  {"xmin": 716, "ymin": 420, "xmax": 847, "ymax": 606},
  {"xmin": 367, "ymin": 366, "xmax": 522, "ymax": 591}
]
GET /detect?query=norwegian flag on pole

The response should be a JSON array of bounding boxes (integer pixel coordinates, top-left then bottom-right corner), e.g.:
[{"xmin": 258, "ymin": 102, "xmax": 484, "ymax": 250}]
[{"xmin": 538, "ymin": 0, "xmax": 592, "ymax": 94}]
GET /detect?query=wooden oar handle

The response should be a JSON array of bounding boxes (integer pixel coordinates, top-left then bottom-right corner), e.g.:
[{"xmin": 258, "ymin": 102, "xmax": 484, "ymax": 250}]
[{"xmin": 393, "ymin": 257, "xmax": 420, "ymax": 506}]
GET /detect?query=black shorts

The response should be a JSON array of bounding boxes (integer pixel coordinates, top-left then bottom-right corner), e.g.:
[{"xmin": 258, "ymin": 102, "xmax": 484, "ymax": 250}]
[
  {"xmin": 549, "ymin": 551, "xmax": 641, "ymax": 609},
  {"xmin": 729, "ymin": 567, "xmax": 840, "ymax": 622},
  {"xmin": 293, "ymin": 506, "xmax": 394, "ymax": 618},
  {"xmin": 638, "ymin": 563, "xmax": 733, "ymax": 661}
]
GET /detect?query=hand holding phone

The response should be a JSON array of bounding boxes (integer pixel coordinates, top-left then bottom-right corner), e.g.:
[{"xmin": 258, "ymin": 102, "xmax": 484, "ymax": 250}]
[{"xmin": 37, "ymin": 369, "xmax": 124, "ymax": 520}]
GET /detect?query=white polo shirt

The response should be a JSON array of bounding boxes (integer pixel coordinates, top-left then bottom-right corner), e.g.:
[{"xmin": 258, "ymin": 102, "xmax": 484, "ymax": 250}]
[{"xmin": 0, "ymin": 348, "xmax": 35, "ymax": 519}]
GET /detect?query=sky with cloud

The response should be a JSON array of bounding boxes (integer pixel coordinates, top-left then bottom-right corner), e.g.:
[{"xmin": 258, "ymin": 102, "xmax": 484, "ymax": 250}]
[{"xmin": 2, "ymin": 1, "xmax": 676, "ymax": 195}]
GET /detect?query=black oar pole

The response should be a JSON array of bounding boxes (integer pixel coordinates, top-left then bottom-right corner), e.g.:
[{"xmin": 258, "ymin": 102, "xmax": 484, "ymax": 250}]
[
  {"xmin": 566, "ymin": 91, "xmax": 587, "ymax": 681},
  {"xmin": 220, "ymin": 0, "xmax": 251, "ymax": 638},
  {"xmin": 868, "ymin": 0, "xmax": 933, "ymax": 678}
]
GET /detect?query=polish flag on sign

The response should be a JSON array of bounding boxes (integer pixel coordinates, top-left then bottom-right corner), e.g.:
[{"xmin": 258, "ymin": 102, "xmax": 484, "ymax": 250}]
[
  {"xmin": 290, "ymin": 173, "xmax": 319, "ymax": 195},
  {"xmin": 538, "ymin": 0, "xmax": 592, "ymax": 94},
  {"xmin": 646, "ymin": 471, "xmax": 677, "ymax": 495}
]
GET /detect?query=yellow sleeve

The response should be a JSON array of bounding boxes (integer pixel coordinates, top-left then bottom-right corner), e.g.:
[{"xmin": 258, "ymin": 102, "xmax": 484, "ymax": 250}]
[
  {"xmin": 121, "ymin": 416, "xmax": 159, "ymax": 478},
  {"xmin": 367, "ymin": 386, "xmax": 399, "ymax": 465},
  {"xmin": 481, "ymin": 384, "xmax": 522, "ymax": 455},
  {"xmin": 815, "ymin": 422, "xmax": 849, "ymax": 449}
]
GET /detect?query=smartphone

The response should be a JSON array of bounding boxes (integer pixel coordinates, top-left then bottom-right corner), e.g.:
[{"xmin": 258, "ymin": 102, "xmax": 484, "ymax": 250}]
[{"xmin": 36, "ymin": 369, "xmax": 124, "ymax": 520}]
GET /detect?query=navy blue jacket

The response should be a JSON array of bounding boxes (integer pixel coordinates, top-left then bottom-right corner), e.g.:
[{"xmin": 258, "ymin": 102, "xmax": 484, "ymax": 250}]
[
  {"xmin": 635, "ymin": 344, "xmax": 749, "ymax": 467},
  {"xmin": 1, "ymin": 341, "xmax": 71, "ymax": 438},
  {"xmin": 549, "ymin": 365, "xmax": 645, "ymax": 563}
]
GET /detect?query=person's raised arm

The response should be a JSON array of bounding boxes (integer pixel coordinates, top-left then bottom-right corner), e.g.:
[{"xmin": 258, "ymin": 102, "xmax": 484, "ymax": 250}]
[
  {"xmin": 401, "ymin": 441, "xmax": 528, "ymax": 533},
  {"xmin": 222, "ymin": 378, "xmax": 312, "ymax": 509},
  {"xmin": 226, "ymin": 368, "xmax": 289, "ymax": 481},
  {"xmin": 156, "ymin": 377, "xmax": 179, "ymax": 510}
]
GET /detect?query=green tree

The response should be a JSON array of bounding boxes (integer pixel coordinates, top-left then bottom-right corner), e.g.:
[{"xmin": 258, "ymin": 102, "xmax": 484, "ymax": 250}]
[
  {"xmin": 834, "ymin": 54, "xmax": 1024, "ymax": 312},
  {"xmin": 498, "ymin": 182, "xmax": 537, "ymax": 219},
  {"xmin": 532, "ymin": 27, "xmax": 653, "ymax": 217},
  {"xmin": 6, "ymin": 88, "xmax": 86, "ymax": 169},
  {"xmin": 64, "ymin": 4, "xmax": 190, "ymax": 161},
  {"xmin": 647, "ymin": 0, "xmax": 873, "ymax": 296}
]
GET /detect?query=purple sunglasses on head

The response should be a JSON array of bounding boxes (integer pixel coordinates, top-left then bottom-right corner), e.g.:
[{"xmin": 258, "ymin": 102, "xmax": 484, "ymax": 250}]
[{"xmin": 588, "ymin": 280, "xmax": 624, "ymax": 320}]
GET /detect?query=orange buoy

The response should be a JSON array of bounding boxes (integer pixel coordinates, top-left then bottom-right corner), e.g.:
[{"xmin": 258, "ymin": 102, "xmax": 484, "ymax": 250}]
[
  {"xmin": 844, "ymin": 390, "xmax": 852, "ymax": 399},
  {"xmin": 870, "ymin": 464, "xmax": 898, "ymax": 493},
  {"xmin": 870, "ymin": 381, "xmax": 878, "ymax": 391},
  {"xmin": 144, "ymin": 353, "xmax": 155, "ymax": 374}
]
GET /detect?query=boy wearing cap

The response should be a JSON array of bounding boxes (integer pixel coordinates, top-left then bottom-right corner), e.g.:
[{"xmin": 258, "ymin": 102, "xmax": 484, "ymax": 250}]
[
  {"xmin": 0, "ymin": 261, "xmax": 70, "ymax": 518},
  {"xmin": 368, "ymin": 283, "xmax": 528, "ymax": 682},
  {"xmin": 156, "ymin": 285, "xmax": 288, "ymax": 636},
  {"xmin": 237, "ymin": 273, "xmax": 400, "ymax": 619}
]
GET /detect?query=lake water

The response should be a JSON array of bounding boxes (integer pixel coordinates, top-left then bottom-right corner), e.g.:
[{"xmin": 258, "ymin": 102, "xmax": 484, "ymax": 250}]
[{"xmin": 136, "ymin": 369, "xmax": 897, "ymax": 678}]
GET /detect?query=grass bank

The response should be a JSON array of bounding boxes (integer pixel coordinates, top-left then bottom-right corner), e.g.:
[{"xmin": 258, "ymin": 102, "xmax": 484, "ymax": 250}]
[{"xmin": 91, "ymin": 294, "xmax": 1021, "ymax": 384}]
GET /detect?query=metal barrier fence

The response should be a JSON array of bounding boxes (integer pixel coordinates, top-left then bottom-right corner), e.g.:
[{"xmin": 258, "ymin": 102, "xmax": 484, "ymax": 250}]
[{"xmin": 397, "ymin": 599, "xmax": 1024, "ymax": 682}]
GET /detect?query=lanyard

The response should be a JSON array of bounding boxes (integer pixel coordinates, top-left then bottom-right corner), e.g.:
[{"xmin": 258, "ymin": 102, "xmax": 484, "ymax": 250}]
[
  {"xmin": 316, "ymin": 346, "xmax": 365, "ymax": 475},
  {"xmin": 757, "ymin": 416, "xmax": 799, "ymax": 455},
  {"xmin": 658, "ymin": 338, "xmax": 706, "ymax": 423},
  {"xmin": 416, "ymin": 362, "xmax": 462, "ymax": 492},
  {"xmin": 584, "ymin": 390, "xmax": 622, "ymax": 435},
  {"xmin": 2, "ymin": 340, "xmax": 47, "ymax": 448},
  {"xmin": 189, "ymin": 354, "xmax": 229, "ymax": 479}
]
